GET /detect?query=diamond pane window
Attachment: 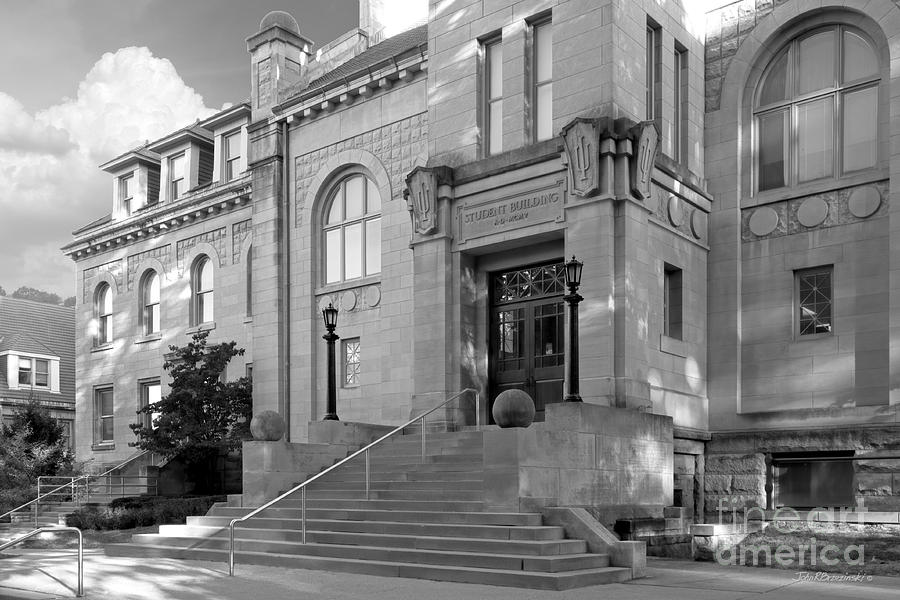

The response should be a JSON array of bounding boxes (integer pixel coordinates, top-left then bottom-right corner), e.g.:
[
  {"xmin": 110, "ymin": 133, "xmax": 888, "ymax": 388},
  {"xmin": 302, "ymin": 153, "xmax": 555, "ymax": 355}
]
[
  {"xmin": 493, "ymin": 262, "xmax": 565, "ymax": 304},
  {"xmin": 797, "ymin": 267, "xmax": 833, "ymax": 336},
  {"xmin": 343, "ymin": 338, "xmax": 360, "ymax": 387}
]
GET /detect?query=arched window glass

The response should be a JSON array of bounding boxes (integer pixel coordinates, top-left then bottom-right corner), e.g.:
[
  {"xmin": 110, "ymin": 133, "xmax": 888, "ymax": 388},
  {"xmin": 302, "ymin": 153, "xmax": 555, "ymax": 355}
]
[
  {"xmin": 141, "ymin": 271, "xmax": 160, "ymax": 335},
  {"xmin": 96, "ymin": 284, "xmax": 113, "ymax": 345},
  {"xmin": 755, "ymin": 26, "xmax": 880, "ymax": 192},
  {"xmin": 192, "ymin": 256, "xmax": 213, "ymax": 324},
  {"xmin": 323, "ymin": 173, "xmax": 381, "ymax": 284}
]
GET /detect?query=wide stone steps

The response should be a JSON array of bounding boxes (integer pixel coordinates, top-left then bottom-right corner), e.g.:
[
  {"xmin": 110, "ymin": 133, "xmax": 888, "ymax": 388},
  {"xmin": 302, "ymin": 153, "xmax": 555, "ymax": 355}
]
[
  {"xmin": 105, "ymin": 429, "xmax": 635, "ymax": 589},
  {"xmin": 178, "ymin": 518, "xmax": 562, "ymax": 540}
]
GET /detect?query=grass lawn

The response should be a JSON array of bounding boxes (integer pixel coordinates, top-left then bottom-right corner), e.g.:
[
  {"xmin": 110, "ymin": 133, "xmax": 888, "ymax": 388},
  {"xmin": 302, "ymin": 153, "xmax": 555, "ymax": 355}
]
[{"xmin": 732, "ymin": 524, "xmax": 900, "ymax": 577}]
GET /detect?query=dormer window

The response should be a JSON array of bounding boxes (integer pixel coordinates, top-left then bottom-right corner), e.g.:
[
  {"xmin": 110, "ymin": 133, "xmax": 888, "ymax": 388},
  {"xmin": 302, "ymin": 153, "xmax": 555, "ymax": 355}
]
[
  {"xmin": 169, "ymin": 153, "xmax": 186, "ymax": 200},
  {"xmin": 223, "ymin": 131, "xmax": 241, "ymax": 182},
  {"xmin": 120, "ymin": 174, "xmax": 134, "ymax": 216}
]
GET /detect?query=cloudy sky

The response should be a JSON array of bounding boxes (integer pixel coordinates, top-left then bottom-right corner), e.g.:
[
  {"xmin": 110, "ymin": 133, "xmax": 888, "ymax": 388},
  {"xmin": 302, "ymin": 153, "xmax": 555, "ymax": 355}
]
[{"xmin": 0, "ymin": 0, "xmax": 358, "ymax": 298}]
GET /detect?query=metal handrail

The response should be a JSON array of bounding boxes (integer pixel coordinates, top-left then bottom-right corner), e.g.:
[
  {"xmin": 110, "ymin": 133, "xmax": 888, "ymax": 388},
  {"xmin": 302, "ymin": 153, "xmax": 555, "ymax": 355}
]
[
  {"xmin": 229, "ymin": 388, "xmax": 480, "ymax": 575},
  {"xmin": 0, "ymin": 450, "xmax": 156, "ymax": 524},
  {"xmin": 0, "ymin": 526, "xmax": 84, "ymax": 597}
]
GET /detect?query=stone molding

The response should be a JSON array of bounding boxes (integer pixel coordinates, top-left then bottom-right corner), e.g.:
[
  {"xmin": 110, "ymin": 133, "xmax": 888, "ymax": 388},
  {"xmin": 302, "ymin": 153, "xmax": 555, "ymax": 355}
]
[
  {"xmin": 82, "ymin": 262, "xmax": 122, "ymax": 303},
  {"xmin": 127, "ymin": 247, "xmax": 171, "ymax": 291},
  {"xmin": 232, "ymin": 219, "xmax": 253, "ymax": 264}
]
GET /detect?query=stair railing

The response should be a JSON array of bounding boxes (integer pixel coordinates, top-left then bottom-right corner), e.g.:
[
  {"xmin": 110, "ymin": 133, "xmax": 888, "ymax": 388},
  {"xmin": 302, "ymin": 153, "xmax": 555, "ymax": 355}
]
[
  {"xmin": 0, "ymin": 526, "xmax": 84, "ymax": 597},
  {"xmin": 0, "ymin": 450, "xmax": 158, "ymax": 527},
  {"xmin": 229, "ymin": 388, "xmax": 480, "ymax": 576}
]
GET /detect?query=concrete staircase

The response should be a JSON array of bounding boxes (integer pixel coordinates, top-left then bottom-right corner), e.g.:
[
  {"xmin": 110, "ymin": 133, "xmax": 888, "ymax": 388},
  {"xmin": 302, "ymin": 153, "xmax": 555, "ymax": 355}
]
[{"xmin": 107, "ymin": 430, "xmax": 634, "ymax": 589}]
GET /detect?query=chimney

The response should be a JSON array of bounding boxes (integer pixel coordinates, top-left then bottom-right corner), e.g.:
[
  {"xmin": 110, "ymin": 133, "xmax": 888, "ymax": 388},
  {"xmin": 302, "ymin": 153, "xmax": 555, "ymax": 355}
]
[{"xmin": 247, "ymin": 11, "xmax": 313, "ymax": 120}]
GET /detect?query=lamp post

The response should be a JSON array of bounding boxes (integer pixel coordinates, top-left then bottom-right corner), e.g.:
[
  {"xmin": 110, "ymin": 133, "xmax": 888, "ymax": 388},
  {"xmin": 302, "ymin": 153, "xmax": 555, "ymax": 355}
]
[
  {"xmin": 322, "ymin": 302, "xmax": 340, "ymax": 420},
  {"xmin": 564, "ymin": 256, "xmax": 584, "ymax": 402}
]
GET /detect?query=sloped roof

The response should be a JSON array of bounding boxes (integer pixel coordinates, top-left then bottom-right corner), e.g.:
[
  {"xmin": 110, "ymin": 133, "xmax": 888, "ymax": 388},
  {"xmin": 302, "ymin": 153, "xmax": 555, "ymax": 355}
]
[
  {"xmin": 282, "ymin": 24, "xmax": 427, "ymax": 103},
  {"xmin": 0, "ymin": 297, "xmax": 75, "ymax": 402}
]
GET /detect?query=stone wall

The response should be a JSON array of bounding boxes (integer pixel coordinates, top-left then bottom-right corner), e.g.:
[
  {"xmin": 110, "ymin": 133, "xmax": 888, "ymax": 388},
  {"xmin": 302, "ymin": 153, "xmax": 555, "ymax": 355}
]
[
  {"xmin": 855, "ymin": 454, "xmax": 900, "ymax": 510},
  {"xmin": 704, "ymin": 453, "xmax": 766, "ymax": 519},
  {"xmin": 482, "ymin": 402, "xmax": 674, "ymax": 526}
]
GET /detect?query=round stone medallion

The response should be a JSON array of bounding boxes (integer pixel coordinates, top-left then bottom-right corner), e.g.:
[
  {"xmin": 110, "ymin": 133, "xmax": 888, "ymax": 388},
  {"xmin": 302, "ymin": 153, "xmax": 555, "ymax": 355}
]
[
  {"xmin": 690, "ymin": 210, "xmax": 707, "ymax": 241},
  {"xmin": 797, "ymin": 197, "xmax": 828, "ymax": 228},
  {"xmin": 364, "ymin": 285, "xmax": 381, "ymax": 308},
  {"xmin": 748, "ymin": 207, "xmax": 779, "ymax": 237},
  {"xmin": 341, "ymin": 290, "xmax": 357, "ymax": 311},
  {"xmin": 848, "ymin": 186, "xmax": 881, "ymax": 219},
  {"xmin": 667, "ymin": 195, "xmax": 684, "ymax": 228}
]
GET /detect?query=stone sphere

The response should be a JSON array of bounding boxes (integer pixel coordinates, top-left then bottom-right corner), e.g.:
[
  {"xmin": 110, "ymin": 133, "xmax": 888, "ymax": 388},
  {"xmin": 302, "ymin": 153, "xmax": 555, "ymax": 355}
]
[
  {"xmin": 492, "ymin": 389, "xmax": 536, "ymax": 428},
  {"xmin": 259, "ymin": 11, "xmax": 300, "ymax": 34},
  {"xmin": 250, "ymin": 410, "xmax": 286, "ymax": 441}
]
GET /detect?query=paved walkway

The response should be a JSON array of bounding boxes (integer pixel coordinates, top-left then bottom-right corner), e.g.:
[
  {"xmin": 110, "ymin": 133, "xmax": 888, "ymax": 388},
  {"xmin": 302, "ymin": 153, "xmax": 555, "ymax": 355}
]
[{"xmin": 0, "ymin": 550, "xmax": 897, "ymax": 600}]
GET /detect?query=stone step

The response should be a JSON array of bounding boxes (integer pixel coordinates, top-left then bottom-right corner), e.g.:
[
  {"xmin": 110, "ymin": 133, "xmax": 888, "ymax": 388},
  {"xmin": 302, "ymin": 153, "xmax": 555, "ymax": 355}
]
[
  {"xmin": 321, "ymin": 463, "xmax": 486, "ymax": 477},
  {"xmin": 208, "ymin": 498, "xmax": 486, "ymax": 512},
  {"xmin": 179, "ymin": 518, "xmax": 564, "ymax": 540},
  {"xmin": 204, "ymin": 507, "xmax": 542, "ymax": 526},
  {"xmin": 316, "ymin": 469, "xmax": 485, "ymax": 483},
  {"xmin": 106, "ymin": 544, "xmax": 631, "ymax": 590},
  {"xmin": 338, "ymin": 454, "xmax": 484, "ymax": 466},
  {"xmin": 301, "ymin": 489, "xmax": 484, "ymax": 501},
  {"xmin": 304, "ymin": 479, "xmax": 483, "ymax": 491}
]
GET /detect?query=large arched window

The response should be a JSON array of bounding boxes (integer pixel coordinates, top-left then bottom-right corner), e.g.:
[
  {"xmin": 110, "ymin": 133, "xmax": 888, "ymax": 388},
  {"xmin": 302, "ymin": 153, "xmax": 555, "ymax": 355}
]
[
  {"xmin": 323, "ymin": 173, "xmax": 381, "ymax": 284},
  {"xmin": 191, "ymin": 256, "xmax": 214, "ymax": 324},
  {"xmin": 140, "ymin": 271, "xmax": 160, "ymax": 335},
  {"xmin": 755, "ymin": 26, "xmax": 880, "ymax": 192},
  {"xmin": 95, "ymin": 283, "xmax": 113, "ymax": 345}
]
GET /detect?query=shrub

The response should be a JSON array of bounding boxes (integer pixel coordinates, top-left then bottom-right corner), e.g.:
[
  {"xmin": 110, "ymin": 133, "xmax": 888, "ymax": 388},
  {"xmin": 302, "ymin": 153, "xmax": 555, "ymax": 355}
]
[{"xmin": 66, "ymin": 495, "xmax": 225, "ymax": 530}]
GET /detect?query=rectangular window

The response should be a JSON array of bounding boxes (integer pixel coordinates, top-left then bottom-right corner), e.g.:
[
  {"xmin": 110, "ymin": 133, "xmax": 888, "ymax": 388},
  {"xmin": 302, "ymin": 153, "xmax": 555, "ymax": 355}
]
[
  {"xmin": 245, "ymin": 363, "xmax": 253, "ymax": 379},
  {"xmin": 95, "ymin": 387, "xmax": 114, "ymax": 444},
  {"xmin": 533, "ymin": 18, "xmax": 553, "ymax": 142},
  {"xmin": 673, "ymin": 44, "xmax": 688, "ymax": 163},
  {"xmin": 664, "ymin": 264, "xmax": 683, "ymax": 340},
  {"xmin": 169, "ymin": 153, "xmax": 185, "ymax": 200},
  {"xmin": 140, "ymin": 381, "xmax": 161, "ymax": 430},
  {"xmin": 120, "ymin": 174, "xmax": 134, "ymax": 215},
  {"xmin": 17, "ymin": 357, "xmax": 32, "ymax": 386},
  {"xmin": 343, "ymin": 338, "xmax": 361, "ymax": 387},
  {"xmin": 797, "ymin": 266, "xmax": 833, "ymax": 336},
  {"xmin": 34, "ymin": 359, "xmax": 49, "ymax": 387},
  {"xmin": 223, "ymin": 130, "xmax": 241, "ymax": 181},
  {"xmin": 646, "ymin": 21, "xmax": 661, "ymax": 122},
  {"xmin": 58, "ymin": 420, "xmax": 73, "ymax": 450},
  {"xmin": 484, "ymin": 37, "xmax": 503, "ymax": 155}
]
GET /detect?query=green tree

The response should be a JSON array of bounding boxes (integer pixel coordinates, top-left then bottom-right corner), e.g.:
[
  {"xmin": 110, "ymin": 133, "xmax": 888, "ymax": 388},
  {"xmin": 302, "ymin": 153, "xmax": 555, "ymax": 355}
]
[
  {"xmin": 0, "ymin": 285, "xmax": 6, "ymax": 296},
  {"xmin": 0, "ymin": 399, "xmax": 75, "ymax": 516},
  {"xmin": 11, "ymin": 286, "xmax": 62, "ymax": 305},
  {"xmin": 131, "ymin": 331, "xmax": 252, "ymax": 491},
  {"xmin": 63, "ymin": 296, "xmax": 76, "ymax": 307}
]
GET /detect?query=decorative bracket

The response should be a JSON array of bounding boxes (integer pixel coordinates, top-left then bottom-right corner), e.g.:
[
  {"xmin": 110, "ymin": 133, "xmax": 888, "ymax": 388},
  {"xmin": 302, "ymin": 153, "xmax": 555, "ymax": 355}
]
[
  {"xmin": 404, "ymin": 165, "xmax": 453, "ymax": 235},
  {"xmin": 629, "ymin": 121, "xmax": 659, "ymax": 200},
  {"xmin": 561, "ymin": 117, "xmax": 602, "ymax": 198}
]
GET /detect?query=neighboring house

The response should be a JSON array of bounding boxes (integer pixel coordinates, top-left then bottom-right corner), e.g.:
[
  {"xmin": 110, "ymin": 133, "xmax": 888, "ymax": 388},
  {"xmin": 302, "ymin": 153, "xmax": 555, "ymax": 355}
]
[
  {"xmin": 65, "ymin": 0, "xmax": 900, "ymax": 515},
  {"xmin": 0, "ymin": 297, "xmax": 75, "ymax": 448}
]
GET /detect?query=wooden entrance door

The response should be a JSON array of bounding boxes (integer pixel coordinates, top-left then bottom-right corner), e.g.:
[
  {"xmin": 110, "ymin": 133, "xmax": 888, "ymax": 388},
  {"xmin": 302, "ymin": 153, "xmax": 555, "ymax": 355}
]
[{"xmin": 490, "ymin": 261, "xmax": 566, "ymax": 422}]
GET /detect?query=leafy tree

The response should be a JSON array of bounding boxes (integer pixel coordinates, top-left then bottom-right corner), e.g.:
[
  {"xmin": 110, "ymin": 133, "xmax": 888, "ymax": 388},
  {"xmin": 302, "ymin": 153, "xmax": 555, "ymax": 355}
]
[
  {"xmin": 63, "ymin": 296, "xmax": 76, "ymax": 307},
  {"xmin": 0, "ymin": 398, "xmax": 76, "ymax": 516},
  {"xmin": 11, "ymin": 286, "xmax": 62, "ymax": 306},
  {"xmin": 131, "ymin": 331, "xmax": 252, "ymax": 491},
  {"xmin": 0, "ymin": 285, "xmax": 6, "ymax": 296}
]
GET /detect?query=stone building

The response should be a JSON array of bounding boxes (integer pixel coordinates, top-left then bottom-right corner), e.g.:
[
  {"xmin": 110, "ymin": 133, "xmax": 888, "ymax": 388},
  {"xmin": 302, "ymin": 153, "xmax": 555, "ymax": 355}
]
[
  {"xmin": 0, "ymin": 297, "xmax": 75, "ymax": 448},
  {"xmin": 67, "ymin": 0, "xmax": 900, "ymax": 525}
]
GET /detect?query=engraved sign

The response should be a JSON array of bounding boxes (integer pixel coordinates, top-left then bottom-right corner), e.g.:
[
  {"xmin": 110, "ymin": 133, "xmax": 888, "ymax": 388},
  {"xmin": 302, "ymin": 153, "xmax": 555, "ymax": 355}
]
[{"xmin": 458, "ymin": 181, "xmax": 565, "ymax": 242}]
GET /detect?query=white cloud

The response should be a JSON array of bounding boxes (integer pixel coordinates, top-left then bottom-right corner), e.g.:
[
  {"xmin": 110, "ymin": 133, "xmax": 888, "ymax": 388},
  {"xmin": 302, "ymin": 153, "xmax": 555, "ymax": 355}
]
[{"xmin": 0, "ymin": 46, "xmax": 215, "ymax": 298}]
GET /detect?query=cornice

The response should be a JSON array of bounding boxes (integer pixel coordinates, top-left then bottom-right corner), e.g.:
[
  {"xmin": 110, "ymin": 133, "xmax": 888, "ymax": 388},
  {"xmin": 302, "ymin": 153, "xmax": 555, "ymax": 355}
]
[{"xmin": 63, "ymin": 175, "xmax": 252, "ymax": 260}]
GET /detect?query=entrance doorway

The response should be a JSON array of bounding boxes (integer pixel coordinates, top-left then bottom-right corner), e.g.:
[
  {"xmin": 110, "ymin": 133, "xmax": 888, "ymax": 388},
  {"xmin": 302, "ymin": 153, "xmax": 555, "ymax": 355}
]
[{"xmin": 489, "ymin": 260, "xmax": 565, "ymax": 422}]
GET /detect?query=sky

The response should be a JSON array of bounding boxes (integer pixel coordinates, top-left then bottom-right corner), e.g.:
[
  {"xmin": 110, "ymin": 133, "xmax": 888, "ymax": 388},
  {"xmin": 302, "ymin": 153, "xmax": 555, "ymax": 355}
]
[{"xmin": 0, "ymin": 0, "xmax": 358, "ymax": 299}]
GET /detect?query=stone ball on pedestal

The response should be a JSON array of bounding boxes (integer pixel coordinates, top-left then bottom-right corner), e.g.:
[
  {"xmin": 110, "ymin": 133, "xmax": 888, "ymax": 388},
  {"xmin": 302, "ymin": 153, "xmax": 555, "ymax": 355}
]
[
  {"xmin": 492, "ymin": 389, "xmax": 536, "ymax": 428},
  {"xmin": 250, "ymin": 410, "xmax": 286, "ymax": 441}
]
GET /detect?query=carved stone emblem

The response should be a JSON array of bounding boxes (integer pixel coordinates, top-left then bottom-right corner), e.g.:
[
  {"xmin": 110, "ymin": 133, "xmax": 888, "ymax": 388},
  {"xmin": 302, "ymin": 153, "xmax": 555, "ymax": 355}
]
[
  {"xmin": 404, "ymin": 166, "xmax": 451, "ymax": 235},
  {"xmin": 629, "ymin": 121, "xmax": 659, "ymax": 200},
  {"xmin": 561, "ymin": 117, "xmax": 601, "ymax": 197}
]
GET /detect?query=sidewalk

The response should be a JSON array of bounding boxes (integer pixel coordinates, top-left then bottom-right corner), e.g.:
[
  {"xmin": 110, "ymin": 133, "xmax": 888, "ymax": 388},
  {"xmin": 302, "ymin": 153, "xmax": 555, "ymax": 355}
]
[{"xmin": 1, "ymin": 550, "xmax": 897, "ymax": 600}]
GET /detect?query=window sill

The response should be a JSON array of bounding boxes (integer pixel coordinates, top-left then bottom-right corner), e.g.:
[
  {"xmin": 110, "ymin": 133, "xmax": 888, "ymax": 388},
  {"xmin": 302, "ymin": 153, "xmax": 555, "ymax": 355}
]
[
  {"xmin": 186, "ymin": 322, "xmax": 216, "ymax": 335},
  {"xmin": 243, "ymin": 316, "xmax": 253, "ymax": 324},
  {"xmin": 91, "ymin": 443, "xmax": 115, "ymax": 451},
  {"xmin": 794, "ymin": 331, "xmax": 833, "ymax": 343},
  {"xmin": 660, "ymin": 334, "xmax": 688, "ymax": 358},
  {"xmin": 91, "ymin": 343, "xmax": 115, "ymax": 354},
  {"xmin": 744, "ymin": 169, "xmax": 887, "ymax": 208},
  {"xmin": 316, "ymin": 275, "xmax": 381, "ymax": 296},
  {"xmin": 135, "ymin": 334, "xmax": 162, "ymax": 345}
]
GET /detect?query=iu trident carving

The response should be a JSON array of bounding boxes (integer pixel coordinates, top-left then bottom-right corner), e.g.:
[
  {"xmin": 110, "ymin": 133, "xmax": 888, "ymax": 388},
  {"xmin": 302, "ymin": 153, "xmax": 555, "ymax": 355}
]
[
  {"xmin": 561, "ymin": 118, "xmax": 601, "ymax": 197},
  {"xmin": 629, "ymin": 121, "xmax": 659, "ymax": 200},
  {"xmin": 404, "ymin": 166, "xmax": 452, "ymax": 236}
]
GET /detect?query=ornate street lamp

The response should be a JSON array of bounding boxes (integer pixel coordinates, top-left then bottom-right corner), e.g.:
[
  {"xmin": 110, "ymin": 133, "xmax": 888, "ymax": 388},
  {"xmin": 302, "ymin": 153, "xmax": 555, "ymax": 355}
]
[
  {"xmin": 322, "ymin": 302, "xmax": 340, "ymax": 420},
  {"xmin": 564, "ymin": 256, "xmax": 583, "ymax": 402}
]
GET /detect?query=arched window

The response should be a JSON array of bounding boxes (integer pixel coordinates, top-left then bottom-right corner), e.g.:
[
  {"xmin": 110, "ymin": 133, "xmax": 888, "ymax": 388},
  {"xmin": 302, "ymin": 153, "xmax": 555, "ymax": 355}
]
[
  {"xmin": 323, "ymin": 173, "xmax": 381, "ymax": 284},
  {"xmin": 141, "ymin": 271, "xmax": 160, "ymax": 335},
  {"xmin": 95, "ymin": 283, "xmax": 113, "ymax": 345},
  {"xmin": 755, "ymin": 26, "xmax": 880, "ymax": 192},
  {"xmin": 192, "ymin": 256, "xmax": 214, "ymax": 324}
]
